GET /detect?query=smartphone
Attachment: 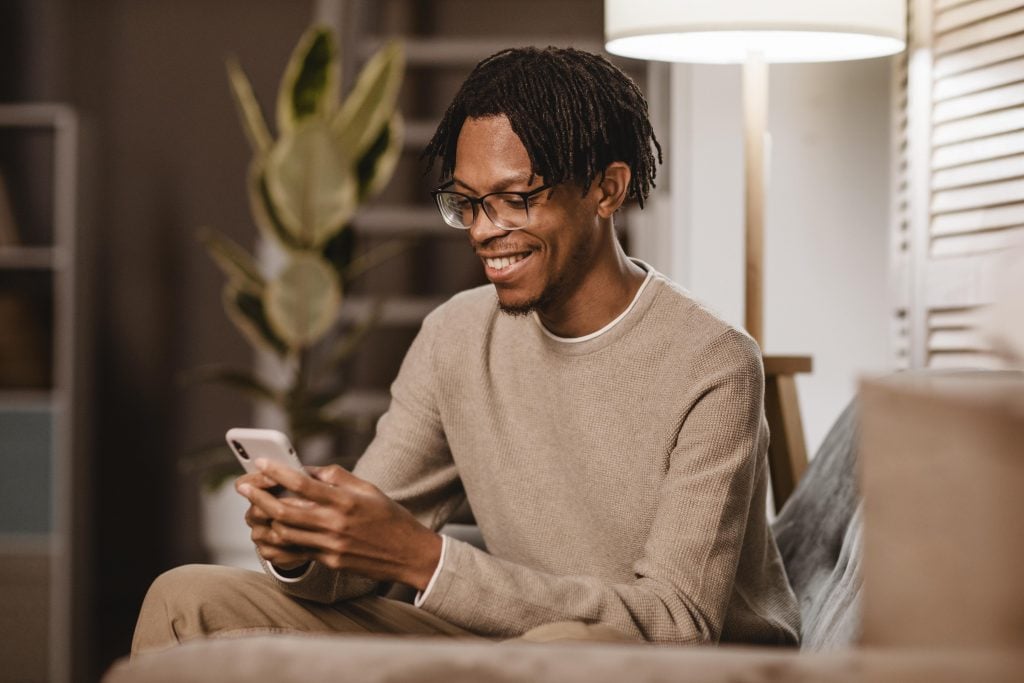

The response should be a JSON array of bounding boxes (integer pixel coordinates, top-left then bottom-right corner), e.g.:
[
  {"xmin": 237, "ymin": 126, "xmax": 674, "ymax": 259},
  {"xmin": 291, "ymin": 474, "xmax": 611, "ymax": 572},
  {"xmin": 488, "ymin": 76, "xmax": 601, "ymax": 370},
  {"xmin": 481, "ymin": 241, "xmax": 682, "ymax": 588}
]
[{"xmin": 226, "ymin": 428, "xmax": 308, "ymax": 496}]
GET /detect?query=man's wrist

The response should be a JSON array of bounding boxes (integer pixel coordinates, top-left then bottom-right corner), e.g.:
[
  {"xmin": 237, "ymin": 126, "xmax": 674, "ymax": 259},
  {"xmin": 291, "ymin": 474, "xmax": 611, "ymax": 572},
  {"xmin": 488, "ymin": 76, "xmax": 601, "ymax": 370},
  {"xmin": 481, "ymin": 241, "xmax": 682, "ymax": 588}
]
[
  {"xmin": 414, "ymin": 535, "xmax": 447, "ymax": 608},
  {"xmin": 408, "ymin": 530, "xmax": 444, "ymax": 591}
]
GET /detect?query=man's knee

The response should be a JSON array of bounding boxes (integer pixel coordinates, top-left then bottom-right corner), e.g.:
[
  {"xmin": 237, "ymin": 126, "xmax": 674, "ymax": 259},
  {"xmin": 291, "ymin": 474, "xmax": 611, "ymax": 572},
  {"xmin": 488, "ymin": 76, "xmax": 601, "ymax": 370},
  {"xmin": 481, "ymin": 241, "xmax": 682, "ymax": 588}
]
[
  {"xmin": 142, "ymin": 564, "xmax": 263, "ymax": 616},
  {"xmin": 134, "ymin": 563, "xmax": 276, "ymax": 655},
  {"xmin": 516, "ymin": 620, "xmax": 637, "ymax": 643}
]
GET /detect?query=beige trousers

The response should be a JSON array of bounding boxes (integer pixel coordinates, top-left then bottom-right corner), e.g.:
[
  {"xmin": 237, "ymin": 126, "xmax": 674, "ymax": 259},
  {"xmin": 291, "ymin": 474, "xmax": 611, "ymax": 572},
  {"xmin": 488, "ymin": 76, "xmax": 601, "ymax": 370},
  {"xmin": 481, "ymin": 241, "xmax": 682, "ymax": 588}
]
[{"xmin": 131, "ymin": 564, "xmax": 630, "ymax": 656}]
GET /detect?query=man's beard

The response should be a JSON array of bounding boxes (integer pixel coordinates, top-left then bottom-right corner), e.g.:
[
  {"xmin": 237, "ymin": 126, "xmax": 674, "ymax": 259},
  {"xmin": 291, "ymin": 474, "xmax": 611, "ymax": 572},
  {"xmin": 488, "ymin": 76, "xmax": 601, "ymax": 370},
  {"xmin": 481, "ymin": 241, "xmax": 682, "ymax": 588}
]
[
  {"xmin": 498, "ymin": 286, "xmax": 557, "ymax": 317},
  {"xmin": 496, "ymin": 237, "xmax": 590, "ymax": 318}
]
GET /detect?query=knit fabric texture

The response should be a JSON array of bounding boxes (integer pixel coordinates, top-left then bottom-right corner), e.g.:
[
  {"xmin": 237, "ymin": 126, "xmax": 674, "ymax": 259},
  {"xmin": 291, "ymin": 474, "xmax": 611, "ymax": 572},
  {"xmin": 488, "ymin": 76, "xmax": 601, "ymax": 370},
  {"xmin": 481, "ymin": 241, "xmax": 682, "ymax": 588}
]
[{"xmin": 267, "ymin": 267, "xmax": 801, "ymax": 645}]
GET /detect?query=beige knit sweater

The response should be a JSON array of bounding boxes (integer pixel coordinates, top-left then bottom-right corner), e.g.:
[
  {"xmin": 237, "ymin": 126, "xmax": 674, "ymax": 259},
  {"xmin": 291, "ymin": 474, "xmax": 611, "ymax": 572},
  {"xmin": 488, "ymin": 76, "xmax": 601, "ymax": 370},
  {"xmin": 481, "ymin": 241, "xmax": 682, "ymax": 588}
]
[{"xmin": 267, "ymin": 268, "xmax": 801, "ymax": 645}]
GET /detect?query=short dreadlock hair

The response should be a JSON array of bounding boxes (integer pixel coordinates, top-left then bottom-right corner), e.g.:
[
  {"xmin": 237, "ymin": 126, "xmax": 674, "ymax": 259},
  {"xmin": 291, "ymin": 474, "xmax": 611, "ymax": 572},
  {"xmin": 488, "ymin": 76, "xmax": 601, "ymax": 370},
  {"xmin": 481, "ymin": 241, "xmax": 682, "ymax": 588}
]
[{"xmin": 422, "ymin": 46, "xmax": 662, "ymax": 208}]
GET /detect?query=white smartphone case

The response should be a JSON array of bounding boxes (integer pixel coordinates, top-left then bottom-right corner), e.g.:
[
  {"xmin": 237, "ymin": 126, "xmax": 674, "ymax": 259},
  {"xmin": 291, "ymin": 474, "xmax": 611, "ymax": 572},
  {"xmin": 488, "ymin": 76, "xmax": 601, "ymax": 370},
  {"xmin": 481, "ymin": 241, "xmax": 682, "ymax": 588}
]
[{"xmin": 225, "ymin": 428, "xmax": 304, "ymax": 476}]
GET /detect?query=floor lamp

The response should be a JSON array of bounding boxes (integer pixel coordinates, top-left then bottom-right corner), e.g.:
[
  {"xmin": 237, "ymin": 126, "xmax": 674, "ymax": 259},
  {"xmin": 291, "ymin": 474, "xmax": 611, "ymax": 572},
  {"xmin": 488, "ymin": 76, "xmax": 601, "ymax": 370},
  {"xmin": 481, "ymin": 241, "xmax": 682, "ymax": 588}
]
[{"xmin": 605, "ymin": 0, "xmax": 905, "ymax": 508}]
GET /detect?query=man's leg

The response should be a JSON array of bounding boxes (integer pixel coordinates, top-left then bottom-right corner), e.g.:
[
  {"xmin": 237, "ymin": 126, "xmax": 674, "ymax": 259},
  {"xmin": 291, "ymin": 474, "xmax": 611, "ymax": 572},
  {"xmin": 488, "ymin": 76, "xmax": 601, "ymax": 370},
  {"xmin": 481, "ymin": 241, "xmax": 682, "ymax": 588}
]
[
  {"xmin": 515, "ymin": 621, "xmax": 637, "ymax": 643},
  {"xmin": 131, "ymin": 564, "xmax": 480, "ymax": 656}
]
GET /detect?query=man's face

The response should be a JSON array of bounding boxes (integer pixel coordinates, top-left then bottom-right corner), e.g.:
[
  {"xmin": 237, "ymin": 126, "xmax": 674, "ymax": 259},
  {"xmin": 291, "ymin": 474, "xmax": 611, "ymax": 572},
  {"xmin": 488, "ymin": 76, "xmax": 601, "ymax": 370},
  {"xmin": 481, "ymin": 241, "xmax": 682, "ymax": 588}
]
[{"xmin": 453, "ymin": 115, "xmax": 601, "ymax": 316}]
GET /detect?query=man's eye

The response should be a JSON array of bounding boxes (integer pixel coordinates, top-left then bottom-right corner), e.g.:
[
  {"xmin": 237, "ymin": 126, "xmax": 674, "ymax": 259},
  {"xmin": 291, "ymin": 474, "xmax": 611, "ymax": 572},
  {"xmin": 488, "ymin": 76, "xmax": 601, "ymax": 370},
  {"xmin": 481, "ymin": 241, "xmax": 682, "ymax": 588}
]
[{"xmin": 501, "ymin": 197, "xmax": 527, "ymax": 210}]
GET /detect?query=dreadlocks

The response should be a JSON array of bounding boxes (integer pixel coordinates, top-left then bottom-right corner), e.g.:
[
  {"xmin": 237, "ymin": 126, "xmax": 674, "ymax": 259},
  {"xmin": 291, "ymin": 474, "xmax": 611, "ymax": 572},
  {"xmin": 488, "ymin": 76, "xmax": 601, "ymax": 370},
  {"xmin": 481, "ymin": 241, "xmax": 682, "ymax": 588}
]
[{"xmin": 422, "ymin": 46, "xmax": 662, "ymax": 208}]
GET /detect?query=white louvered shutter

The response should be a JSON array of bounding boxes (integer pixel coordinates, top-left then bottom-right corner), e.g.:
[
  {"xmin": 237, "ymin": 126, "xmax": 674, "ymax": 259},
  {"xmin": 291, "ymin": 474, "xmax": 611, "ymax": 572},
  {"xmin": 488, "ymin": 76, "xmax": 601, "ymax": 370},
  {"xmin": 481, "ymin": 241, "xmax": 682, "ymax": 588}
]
[{"xmin": 896, "ymin": 0, "xmax": 1024, "ymax": 369}]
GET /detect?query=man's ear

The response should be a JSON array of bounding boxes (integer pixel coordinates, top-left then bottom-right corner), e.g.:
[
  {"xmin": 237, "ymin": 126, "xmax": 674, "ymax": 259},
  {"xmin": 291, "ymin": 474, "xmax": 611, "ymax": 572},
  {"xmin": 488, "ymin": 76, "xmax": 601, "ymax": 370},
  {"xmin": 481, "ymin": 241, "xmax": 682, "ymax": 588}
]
[{"xmin": 596, "ymin": 162, "xmax": 631, "ymax": 218}]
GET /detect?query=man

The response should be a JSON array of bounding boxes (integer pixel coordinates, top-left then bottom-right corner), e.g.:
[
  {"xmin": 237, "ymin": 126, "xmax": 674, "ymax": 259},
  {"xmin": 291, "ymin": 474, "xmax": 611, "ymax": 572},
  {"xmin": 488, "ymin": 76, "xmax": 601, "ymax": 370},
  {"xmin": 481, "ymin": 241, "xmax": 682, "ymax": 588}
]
[{"xmin": 132, "ymin": 46, "xmax": 800, "ymax": 652}]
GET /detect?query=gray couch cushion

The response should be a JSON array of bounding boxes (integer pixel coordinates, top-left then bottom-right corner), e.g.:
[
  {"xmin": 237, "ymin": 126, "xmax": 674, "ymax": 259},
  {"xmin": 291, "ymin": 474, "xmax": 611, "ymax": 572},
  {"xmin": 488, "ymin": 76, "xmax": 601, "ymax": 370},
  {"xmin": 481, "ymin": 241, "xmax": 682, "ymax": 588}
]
[{"xmin": 771, "ymin": 401, "xmax": 862, "ymax": 651}]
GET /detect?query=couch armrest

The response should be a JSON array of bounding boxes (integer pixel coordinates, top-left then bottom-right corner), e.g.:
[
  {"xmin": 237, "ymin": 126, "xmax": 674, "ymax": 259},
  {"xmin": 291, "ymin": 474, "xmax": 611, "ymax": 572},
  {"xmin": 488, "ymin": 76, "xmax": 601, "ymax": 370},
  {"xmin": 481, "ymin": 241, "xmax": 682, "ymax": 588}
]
[
  {"xmin": 103, "ymin": 637, "xmax": 1024, "ymax": 683},
  {"xmin": 105, "ymin": 637, "xmax": 842, "ymax": 683}
]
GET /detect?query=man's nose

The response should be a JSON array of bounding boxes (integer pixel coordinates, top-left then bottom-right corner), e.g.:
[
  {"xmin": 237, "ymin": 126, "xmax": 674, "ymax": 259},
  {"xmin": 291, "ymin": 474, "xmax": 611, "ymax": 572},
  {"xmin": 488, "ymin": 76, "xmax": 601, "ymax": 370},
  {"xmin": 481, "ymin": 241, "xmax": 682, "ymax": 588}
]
[{"xmin": 467, "ymin": 205, "xmax": 507, "ymax": 243}]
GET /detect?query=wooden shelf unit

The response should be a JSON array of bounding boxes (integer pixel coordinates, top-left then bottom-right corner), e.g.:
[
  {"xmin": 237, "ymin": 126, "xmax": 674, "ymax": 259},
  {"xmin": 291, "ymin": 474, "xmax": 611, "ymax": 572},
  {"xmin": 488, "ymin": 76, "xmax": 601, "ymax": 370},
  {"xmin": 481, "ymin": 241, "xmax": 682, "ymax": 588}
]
[{"xmin": 0, "ymin": 102, "xmax": 81, "ymax": 683}]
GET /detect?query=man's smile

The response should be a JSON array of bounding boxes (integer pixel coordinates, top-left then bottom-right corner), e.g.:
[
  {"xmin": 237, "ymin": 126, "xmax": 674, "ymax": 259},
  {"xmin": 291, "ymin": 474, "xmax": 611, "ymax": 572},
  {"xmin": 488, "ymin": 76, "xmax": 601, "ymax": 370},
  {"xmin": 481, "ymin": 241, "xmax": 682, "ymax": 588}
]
[
  {"xmin": 482, "ymin": 252, "xmax": 528, "ymax": 270},
  {"xmin": 480, "ymin": 250, "xmax": 535, "ymax": 282}
]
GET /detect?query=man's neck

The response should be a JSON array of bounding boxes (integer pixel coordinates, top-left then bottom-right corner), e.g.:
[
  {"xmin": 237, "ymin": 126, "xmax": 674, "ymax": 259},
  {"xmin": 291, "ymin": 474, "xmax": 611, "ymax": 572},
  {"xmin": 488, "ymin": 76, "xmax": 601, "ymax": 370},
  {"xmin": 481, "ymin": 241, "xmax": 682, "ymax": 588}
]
[{"xmin": 536, "ymin": 246, "xmax": 647, "ymax": 338}]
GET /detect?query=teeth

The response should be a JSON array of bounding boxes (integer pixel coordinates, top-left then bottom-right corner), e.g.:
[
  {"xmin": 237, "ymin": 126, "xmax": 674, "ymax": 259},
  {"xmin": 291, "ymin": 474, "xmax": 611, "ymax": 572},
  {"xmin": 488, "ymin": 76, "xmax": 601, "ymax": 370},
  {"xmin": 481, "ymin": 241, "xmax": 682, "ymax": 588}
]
[{"xmin": 485, "ymin": 253, "xmax": 527, "ymax": 270}]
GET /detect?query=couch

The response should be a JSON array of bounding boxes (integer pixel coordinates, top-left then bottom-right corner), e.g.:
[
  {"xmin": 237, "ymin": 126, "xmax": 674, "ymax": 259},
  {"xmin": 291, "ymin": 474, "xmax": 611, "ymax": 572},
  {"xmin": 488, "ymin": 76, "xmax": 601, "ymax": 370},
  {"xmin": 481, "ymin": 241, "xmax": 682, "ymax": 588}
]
[{"xmin": 104, "ymin": 371, "xmax": 1024, "ymax": 682}]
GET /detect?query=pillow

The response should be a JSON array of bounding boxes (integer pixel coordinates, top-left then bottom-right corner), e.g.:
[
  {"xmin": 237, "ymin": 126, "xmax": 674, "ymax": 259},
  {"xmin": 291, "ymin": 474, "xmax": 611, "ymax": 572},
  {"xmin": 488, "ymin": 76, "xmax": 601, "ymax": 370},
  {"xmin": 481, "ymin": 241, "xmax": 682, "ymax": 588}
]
[{"xmin": 771, "ymin": 401, "xmax": 862, "ymax": 651}]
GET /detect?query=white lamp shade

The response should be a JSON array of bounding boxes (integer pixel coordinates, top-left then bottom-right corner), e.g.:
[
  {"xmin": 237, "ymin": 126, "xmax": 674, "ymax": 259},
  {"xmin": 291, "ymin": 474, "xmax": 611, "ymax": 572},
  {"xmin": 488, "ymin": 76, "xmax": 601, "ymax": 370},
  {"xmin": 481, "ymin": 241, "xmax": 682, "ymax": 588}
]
[{"xmin": 605, "ymin": 0, "xmax": 906, "ymax": 64}]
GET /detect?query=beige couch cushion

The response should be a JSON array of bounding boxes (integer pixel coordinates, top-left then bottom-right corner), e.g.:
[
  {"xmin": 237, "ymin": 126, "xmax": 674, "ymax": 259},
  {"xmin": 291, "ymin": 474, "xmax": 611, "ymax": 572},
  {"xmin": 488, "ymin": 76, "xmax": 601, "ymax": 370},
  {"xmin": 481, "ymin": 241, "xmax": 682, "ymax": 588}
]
[
  {"xmin": 104, "ymin": 636, "xmax": 1023, "ymax": 683},
  {"xmin": 106, "ymin": 636, "xmax": 844, "ymax": 683}
]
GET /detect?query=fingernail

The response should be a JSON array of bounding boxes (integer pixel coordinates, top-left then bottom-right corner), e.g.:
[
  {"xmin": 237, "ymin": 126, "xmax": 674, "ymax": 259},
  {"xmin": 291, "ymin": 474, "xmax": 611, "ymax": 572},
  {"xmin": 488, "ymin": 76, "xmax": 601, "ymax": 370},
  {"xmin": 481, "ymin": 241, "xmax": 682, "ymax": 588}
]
[
  {"xmin": 254, "ymin": 458, "xmax": 269, "ymax": 471},
  {"xmin": 238, "ymin": 483, "xmax": 252, "ymax": 496}
]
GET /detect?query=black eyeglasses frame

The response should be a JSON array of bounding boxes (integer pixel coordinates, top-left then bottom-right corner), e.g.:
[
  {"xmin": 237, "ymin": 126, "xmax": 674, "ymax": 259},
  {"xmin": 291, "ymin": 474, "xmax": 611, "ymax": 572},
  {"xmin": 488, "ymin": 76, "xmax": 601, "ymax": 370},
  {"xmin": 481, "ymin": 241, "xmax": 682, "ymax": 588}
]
[{"xmin": 431, "ymin": 182, "xmax": 553, "ymax": 231}]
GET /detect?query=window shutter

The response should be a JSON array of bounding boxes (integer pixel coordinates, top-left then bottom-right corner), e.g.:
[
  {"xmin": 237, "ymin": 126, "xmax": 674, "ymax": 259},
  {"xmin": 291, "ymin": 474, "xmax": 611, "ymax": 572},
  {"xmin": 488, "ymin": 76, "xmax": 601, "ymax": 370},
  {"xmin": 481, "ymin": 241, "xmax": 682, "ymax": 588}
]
[{"xmin": 897, "ymin": 0, "xmax": 1024, "ymax": 369}]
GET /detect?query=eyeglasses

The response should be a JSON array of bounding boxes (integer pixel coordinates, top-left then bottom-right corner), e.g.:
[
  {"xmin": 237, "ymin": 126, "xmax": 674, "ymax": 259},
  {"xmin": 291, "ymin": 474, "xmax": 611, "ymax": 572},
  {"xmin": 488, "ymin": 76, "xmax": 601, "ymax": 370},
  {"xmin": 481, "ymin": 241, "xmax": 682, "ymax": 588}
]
[{"xmin": 431, "ymin": 182, "xmax": 552, "ymax": 230}]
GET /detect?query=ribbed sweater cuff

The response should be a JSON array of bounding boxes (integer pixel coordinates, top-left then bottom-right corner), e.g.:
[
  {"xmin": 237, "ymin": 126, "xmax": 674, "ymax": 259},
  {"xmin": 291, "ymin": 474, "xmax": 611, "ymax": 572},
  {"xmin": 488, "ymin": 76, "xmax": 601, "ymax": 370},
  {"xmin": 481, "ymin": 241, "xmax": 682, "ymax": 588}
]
[
  {"xmin": 266, "ymin": 560, "xmax": 314, "ymax": 583},
  {"xmin": 414, "ymin": 536, "xmax": 471, "ymax": 625},
  {"xmin": 413, "ymin": 534, "xmax": 448, "ymax": 607}
]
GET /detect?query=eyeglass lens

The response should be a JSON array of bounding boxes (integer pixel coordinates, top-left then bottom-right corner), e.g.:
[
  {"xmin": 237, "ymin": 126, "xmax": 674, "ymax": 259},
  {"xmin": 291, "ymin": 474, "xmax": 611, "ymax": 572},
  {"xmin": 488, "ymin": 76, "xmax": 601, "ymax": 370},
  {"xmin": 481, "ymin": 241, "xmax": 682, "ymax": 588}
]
[{"xmin": 436, "ymin": 192, "xmax": 530, "ymax": 230}]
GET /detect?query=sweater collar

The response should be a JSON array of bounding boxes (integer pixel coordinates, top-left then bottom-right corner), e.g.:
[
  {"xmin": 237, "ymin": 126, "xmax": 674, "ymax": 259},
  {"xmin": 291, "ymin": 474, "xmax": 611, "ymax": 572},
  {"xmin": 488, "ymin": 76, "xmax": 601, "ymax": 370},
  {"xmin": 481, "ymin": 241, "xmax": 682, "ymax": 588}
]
[{"xmin": 528, "ymin": 259, "xmax": 665, "ymax": 356}]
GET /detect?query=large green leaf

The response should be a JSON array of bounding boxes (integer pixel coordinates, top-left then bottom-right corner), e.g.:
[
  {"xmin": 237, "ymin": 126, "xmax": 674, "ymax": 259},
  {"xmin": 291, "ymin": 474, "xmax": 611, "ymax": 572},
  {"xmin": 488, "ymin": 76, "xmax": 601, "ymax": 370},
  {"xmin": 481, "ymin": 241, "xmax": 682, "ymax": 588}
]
[
  {"xmin": 263, "ymin": 251, "xmax": 343, "ymax": 349},
  {"xmin": 223, "ymin": 284, "xmax": 288, "ymax": 356},
  {"xmin": 356, "ymin": 112, "xmax": 404, "ymax": 201},
  {"xmin": 332, "ymin": 40, "xmax": 404, "ymax": 160},
  {"xmin": 276, "ymin": 25, "xmax": 339, "ymax": 135},
  {"xmin": 247, "ymin": 160, "xmax": 302, "ymax": 250},
  {"xmin": 265, "ymin": 120, "xmax": 357, "ymax": 247},
  {"xmin": 225, "ymin": 56, "xmax": 272, "ymax": 155},
  {"xmin": 198, "ymin": 227, "xmax": 263, "ymax": 293}
]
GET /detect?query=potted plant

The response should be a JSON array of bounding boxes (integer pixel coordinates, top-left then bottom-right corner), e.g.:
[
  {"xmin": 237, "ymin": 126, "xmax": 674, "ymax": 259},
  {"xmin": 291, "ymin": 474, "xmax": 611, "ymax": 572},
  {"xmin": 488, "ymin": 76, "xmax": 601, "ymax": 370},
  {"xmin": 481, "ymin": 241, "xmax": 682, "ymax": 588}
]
[{"xmin": 186, "ymin": 25, "xmax": 406, "ymax": 567}]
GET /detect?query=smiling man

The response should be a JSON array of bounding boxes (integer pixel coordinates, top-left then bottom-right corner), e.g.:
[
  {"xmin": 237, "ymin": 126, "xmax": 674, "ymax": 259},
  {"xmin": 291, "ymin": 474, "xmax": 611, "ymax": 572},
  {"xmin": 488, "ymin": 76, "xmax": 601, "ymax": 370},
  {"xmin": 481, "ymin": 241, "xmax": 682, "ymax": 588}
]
[
  {"xmin": 433, "ymin": 117, "xmax": 643, "ymax": 334},
  {"xmin": 132, "ymin": 46, "xmax": 800, "ymax": 653}
]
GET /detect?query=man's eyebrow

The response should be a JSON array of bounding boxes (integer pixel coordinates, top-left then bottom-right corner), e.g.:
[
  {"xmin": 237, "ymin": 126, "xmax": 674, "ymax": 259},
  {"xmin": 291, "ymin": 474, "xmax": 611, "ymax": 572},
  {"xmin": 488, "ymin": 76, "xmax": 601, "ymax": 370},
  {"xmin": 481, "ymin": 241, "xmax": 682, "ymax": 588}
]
[
  {"xmin": 451, "ymin": 177, "xmax": 478, "ymax": 194},
  {"xmin": 452, "ymin": 173, "xmax": 537, "ymax": 194}
]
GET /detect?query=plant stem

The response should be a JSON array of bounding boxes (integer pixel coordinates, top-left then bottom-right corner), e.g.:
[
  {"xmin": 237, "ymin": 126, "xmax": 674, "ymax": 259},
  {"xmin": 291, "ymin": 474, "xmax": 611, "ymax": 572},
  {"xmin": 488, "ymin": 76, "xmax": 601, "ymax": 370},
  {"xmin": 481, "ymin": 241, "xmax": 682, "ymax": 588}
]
[{"xmin": 292, "ymin": 347, "xmax": 311, "ymax": 453}]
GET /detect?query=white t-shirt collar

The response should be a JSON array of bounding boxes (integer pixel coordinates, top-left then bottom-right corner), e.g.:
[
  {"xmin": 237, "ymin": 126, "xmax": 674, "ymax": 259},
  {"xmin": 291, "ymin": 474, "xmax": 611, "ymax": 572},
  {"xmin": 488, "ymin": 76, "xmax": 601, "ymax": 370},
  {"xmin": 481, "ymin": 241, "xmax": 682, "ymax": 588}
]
[{"xmin": 532, "ymin": 264, "xmax": 655, "ymax": 344}]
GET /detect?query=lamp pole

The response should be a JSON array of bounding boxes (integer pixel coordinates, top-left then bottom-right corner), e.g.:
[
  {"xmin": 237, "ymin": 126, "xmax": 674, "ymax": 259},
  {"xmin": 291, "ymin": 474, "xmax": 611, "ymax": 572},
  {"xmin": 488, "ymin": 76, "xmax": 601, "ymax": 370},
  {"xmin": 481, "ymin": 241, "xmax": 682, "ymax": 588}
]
[
  {"xmin": 742, "ymin": 52, "xmax": 767, "ymax": 347},
  {"xmin": 742, "ymin": 53, "xmax": 813, "ymax": 508}
]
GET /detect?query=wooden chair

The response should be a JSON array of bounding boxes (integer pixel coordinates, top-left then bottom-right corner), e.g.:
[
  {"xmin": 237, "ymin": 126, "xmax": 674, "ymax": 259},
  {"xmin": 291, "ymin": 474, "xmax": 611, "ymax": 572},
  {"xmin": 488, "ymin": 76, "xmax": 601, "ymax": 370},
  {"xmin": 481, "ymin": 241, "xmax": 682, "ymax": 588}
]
[{"xmin": 763, "ymin": 355, "xmax": 813, "ymax": 512}]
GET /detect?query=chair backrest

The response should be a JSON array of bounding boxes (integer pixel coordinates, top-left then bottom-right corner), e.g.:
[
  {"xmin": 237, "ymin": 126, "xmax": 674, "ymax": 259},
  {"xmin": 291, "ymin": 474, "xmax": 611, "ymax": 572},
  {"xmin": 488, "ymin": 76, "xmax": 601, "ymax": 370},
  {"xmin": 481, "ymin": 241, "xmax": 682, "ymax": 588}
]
[{"xmin": 771, "ymin": 400, "xmax": 862, "ymax": 651}]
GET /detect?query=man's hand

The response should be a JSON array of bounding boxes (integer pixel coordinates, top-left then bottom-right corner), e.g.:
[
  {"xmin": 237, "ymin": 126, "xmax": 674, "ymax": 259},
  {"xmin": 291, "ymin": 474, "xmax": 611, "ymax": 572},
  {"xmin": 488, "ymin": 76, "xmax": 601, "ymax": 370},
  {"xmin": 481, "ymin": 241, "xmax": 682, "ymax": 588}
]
[
  {"xmin": 237, "ymin": 460, "xmax": 443, "ymax": 591},
  {"xmin": 235, "ymin": 470, "xmax": 315, "ymax": 571}
]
